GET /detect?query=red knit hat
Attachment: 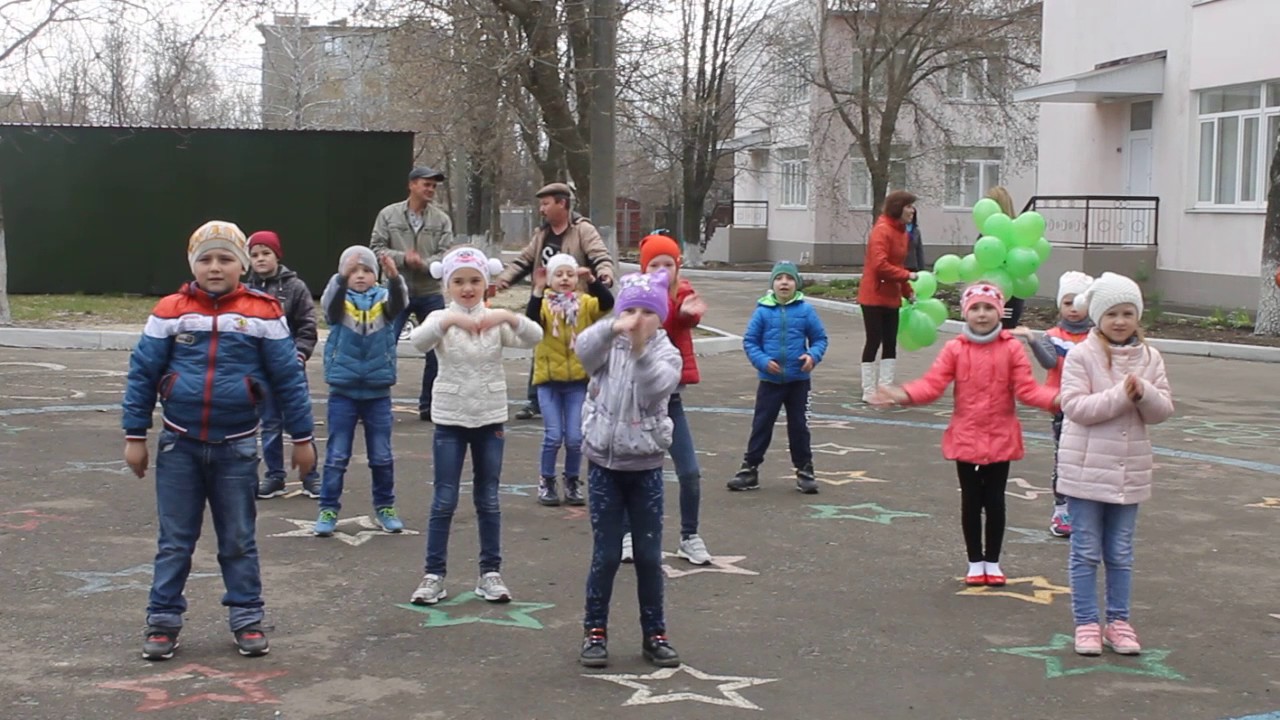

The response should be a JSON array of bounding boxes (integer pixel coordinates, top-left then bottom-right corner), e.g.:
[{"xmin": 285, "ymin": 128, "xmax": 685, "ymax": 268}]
[
  {"xmin": 961, "ymin": 282, "xmax": 1005, "ymax": 316},
  {"xmin": 247, "ymin": 231, "xmax": 283, "ymax": 260},
  {"xmin": 639, "ymin": 233, "xmax": 681, "ymax": 271}
]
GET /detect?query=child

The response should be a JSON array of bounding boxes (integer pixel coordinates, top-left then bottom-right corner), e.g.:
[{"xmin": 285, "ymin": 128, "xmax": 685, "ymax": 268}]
[
  {"xmin": 728, "ymin": 261, "xmax": 829, "ymax": 494},
  {"xmin": 575, "ymin": 270, "xmax": 684, "ymax": 669},
  {"xmin": 313, "ymin": 246, "xmax": 410, "ymax": 537},
  {"xmin": 122, "ymin": 220, "xmax": 316, "ymax": 660},
  {"xmin": 246, "ymin": 230, "xmax": 321, "ymax": 500},
  {"xmin": 875, "ymin": 283, "xmax": 1057, "ymax": 587},
  {"xmin": 1012, "ymin": 271, "xmax": 1094, "ymax": 537},
  {"xmin": 526, "ymin": 253, "xmax": 614, "ymax": 507},
  {"xmin": 408, "ymin": 246, "xmax": 542, "ymax": 605},
  {"xmin": 1057, "ymin": 272, "xmax": 1173, "ymax": 656}
]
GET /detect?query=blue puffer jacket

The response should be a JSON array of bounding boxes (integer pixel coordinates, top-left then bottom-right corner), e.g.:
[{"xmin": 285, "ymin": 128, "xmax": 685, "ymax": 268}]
[
  {"xmin": 321, "ymin": 273, "xmax": 408, "ymax": 399},
  {"xmin": 743, "ymin": 291, "xmax": 829, "ymax": 383}
]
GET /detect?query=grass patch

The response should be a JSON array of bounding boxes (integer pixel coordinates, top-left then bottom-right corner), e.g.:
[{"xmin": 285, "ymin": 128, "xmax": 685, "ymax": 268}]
[
  {"xmin": 803, "ymin": 278, "xmax": 860, "ymax": 300},
  {"xmin": 10, "ymin": 294, "xmax": 159, "ymax": 327}
]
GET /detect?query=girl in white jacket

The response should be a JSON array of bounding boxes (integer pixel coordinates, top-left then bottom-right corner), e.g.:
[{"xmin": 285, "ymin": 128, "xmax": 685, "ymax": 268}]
[{"xmin": 406, "ymin": 246, "xmax": 542, "ymax": 606}]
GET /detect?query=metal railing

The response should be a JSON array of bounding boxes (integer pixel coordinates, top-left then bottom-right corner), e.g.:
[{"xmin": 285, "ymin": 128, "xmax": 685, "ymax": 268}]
[
  {"xmin": 1022, "ymin": 195, "xmax": 1159, "ymax": 248},
  {"xmin": 717, "ymin": 199, "xmax": 768, "ymax": 228}
]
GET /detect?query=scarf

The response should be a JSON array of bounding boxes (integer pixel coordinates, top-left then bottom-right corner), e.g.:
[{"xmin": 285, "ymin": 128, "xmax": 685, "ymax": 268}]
[
  {"xmin": 962, "ymin": 324, "xmax": 1002, "ymax": 344},
  {"xmin": 1059, "ymin": 317, "xmax": 1093, "ymax": 335},
  {"xmin": 546, "ymin": 291, "xmax": 581, "ymax": 347}
]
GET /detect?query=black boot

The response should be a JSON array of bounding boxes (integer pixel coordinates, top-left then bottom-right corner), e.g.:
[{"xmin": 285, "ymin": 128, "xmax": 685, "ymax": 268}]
[
  {"xmin": 580, "ymin": 627, "xmax": 608, "ymax": 668},
  {"xmin": 538, "ymin": 476, "xmax": 561, "ymax": 506},
  {"xmin": 563, "ymin": 475, "xmax": 585, "ymax": 506},
  {"xmin": 642, "ymin": 633, "xmax": 681, "ymax": 667},
  {"xmin": 795, "ymin": 462, "xmax": 819, "ymax": 494},
  {"xmin": 727, "ymin": 463, "xmax": 760, "ymax": 491}
]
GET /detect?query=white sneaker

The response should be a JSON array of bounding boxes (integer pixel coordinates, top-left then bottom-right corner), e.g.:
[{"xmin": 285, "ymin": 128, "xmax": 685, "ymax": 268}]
[
  {"xmin": 475, "ymin": 571, "xmax": 512, "ymax": 602},
  {"xmin": 410, "ymin": 573, "xmax": 447, "ymax": 605},
  {"xmin": 676, "ymin": 535, "xmax": 712, "ymax": 565},
  {"xmin": 621, "ymin": 533, "xmax": 634, "ymax": 563}
]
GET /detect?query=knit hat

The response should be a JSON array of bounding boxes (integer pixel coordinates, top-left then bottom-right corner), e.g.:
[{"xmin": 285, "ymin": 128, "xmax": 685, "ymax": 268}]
[
  {"xmin": 247, "ymin": 231, "xmax": 283, "ymax": 260},
  {"xmin": 339, "ymin": 245, "xmax": 378, "ymax": 274},
  {"xmin": 187, "ymin": 220, "xmax": 249, "ymax": 273},
  {"xmin": 1073, "ymin": 272, "xmax": 1144, "ymax": 327},
  {"xmin": 430, "ymin": 246, "xmax": 504, "ymax": 287},
  {"xmin": 639, "ymin": 233, "xmax": 681, "ymax": 272},
  {"xmin": 770, "ymin": 260, "xmax": 803, "ymax": 290},
  {"xmin": 961, "ymin": 282, "xmax": 1005, "ymax": 316},
  {"xmin": 544, "ymin": 253, "xmax": 579, "ymax": 279},
  {"xmin": 1056, "ymin": 270, "xmax": 1093, "ymax": 307},
  {"xmin": 615, "ymin": 270, "xmax": 670, "ymax": 322}
]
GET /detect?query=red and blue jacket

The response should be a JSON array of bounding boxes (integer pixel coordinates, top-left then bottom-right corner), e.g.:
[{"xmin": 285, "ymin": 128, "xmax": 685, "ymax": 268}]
[{"xmin": 122, "ymin": 282, "xmax": 314, "ymax": 444}]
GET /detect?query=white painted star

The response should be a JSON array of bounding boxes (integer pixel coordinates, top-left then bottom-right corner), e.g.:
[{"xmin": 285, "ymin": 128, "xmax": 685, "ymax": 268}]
[
  {"xmin": 661, "ymin": 552, "xmax": 759, "ymax": 578},
  {"xmin": 267, "ymin": 515, "xmax": 419, "ymax": 546},
  {"xmin": 810, "ymin": 442, "xmax": 876, "ymax": 456},
  {"xmin": 589, "ymin": 664, "xmax": 776, "ymax": 710},
  {"xmin": 59, "ymin": 564, "xmax": 219, "ymax": 596},
  {"xmin": 57, "ymin": 460, "xmax": 134, "ymax": 476}
]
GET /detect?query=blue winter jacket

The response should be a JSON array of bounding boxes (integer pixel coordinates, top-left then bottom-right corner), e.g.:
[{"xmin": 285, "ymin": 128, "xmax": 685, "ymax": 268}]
[
  {"xmin": 743, "ymin": 291, "xmax": 829, "ymax": 383},
  {"xmin": 122, "ymin": 282, "xmax": 314, "ymax": 443},
  {"xmin": 321, "ymin": 273, "xmax": 409, "ymax": 399}
]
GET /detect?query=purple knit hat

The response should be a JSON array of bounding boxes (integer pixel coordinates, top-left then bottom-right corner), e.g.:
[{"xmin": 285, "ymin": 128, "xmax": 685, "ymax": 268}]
[{"xmin": 614, "ymin": 270, "xmax": 670, "ymax": 322}]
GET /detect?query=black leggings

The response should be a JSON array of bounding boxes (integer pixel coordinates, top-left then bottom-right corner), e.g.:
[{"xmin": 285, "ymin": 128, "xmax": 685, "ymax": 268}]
[
  {"xmin": 861, "ymin": 305, "xmax": 899, "ymax": 362},
  {"xmin": 957, "ymin": 461, "xmax": 1010, "ymax": 563}
]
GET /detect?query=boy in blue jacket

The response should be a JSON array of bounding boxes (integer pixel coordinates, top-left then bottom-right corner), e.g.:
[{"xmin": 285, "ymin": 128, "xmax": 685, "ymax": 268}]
[
  {"xmin": 122, "ymin": 221, "xmax": 316, "ymax": 661},
  {"xmin": 728, "ymin": 261, "xmax": 829, "ymax": 494}
]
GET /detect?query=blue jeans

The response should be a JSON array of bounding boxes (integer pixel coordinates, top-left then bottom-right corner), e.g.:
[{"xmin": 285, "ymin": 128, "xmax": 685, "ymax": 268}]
[
  {"xmin": 1067, "ymin": 497, "xmax": 1139, "ymax": 625},
  {"xmin": 148, "ymin": 430, "xmax": 263, "ymax": 632},
  {"xmin": 621, "ymin": 393, "xmax": 702, "ymax": 538},
  {"xmin": 260, "ymin": 389, "xmax": 319, "ymax": 485},
  {"xmin": 319, "ymin": 394, "xmax": 395, "ymax": 512},
  {"xmin": 536, "ymin": 381, "xmax": 587, "ymax": 478},
  {"xmin": 584, "ymin": 462, "xmax": 666, "ymax": 635},
  {"xmin": 393, "ymin": 294, "xmax": 446, "ymax": 413},
  {"xmin": 424, "ymin": 423, "xmax": 505, "ymax": 576}
]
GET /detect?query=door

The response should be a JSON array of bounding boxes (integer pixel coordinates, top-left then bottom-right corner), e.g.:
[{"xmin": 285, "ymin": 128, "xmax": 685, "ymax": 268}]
[
  {"xmin": 1124, "ymin": 100, "xmax": 1155, "ymax": 245},
  {"xmin": 1126, "ymin": 132, "xmax": 1153, "ymax": 195}
]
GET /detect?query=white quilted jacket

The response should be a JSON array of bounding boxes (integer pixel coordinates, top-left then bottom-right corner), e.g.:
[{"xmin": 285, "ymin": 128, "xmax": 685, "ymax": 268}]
[
  {"xmin": 1057, "ymin": 334, "xmax": 1174, "ymax": 505},
  {"xmin": 409, "ymin": 303, "xmax": 542, "ymax": 428}
]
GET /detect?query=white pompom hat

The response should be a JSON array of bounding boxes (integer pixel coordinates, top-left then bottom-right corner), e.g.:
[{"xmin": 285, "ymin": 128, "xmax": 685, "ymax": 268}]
[
  {"xmin": 430, "ymin": 246, "xmax": 504, "ymax": 288},
  {"xmin": 1072, "ymin": 272, "xmax": 1143, "ymax": 327}
]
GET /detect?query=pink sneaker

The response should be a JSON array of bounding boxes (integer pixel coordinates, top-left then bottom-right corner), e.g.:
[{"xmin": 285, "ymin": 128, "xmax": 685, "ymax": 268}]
[
  {"xmin": 1074, "ymin": 623, "xmax": 1102, "ymax": 656},
  {"xmin": 1103, "ymin": 620, "xmax": 1142, "ymax": 655}
]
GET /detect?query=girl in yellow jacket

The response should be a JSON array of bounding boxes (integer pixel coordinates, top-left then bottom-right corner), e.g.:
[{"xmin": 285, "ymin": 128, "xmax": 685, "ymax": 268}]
[{"xmin": 524, "ymin": 253, "xmax": 614, "ymax": 506}]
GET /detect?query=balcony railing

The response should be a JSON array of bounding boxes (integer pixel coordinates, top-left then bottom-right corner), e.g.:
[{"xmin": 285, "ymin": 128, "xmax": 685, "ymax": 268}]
[
  {"xmin": 1023, "ymin": 195, "xmax": 1159, "ymax": 248},
  {"xmin": 715, "ymin": 199, "xmax": 768, "ymax": 228}
]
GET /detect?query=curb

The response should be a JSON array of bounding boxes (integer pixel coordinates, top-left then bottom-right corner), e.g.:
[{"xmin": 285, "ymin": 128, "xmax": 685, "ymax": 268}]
[{"xmin": 618, "ymin": 261, "xmax": 859, "ymax": 284}]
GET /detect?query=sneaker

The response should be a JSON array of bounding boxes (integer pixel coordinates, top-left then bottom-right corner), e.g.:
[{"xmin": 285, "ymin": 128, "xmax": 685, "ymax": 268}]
[
  {"xmin": 301, "ymin": 474, "xmax": 321, "ymax": 499},
  {"xmin": 313, "ymin": 508, "xmax": 339, "ymax": 537},
  {"xmin": 257, "ymin": 476, "xmax": 286, "ymax": 499},
  {"xmin": 375, "ymin": 506, "xmax": 404, "ymax": 533},
  {"xmin": 677, "ymin": 535, "xmax": 712, "ymax": 565},
  {"xmin": 1103, "ymin": 620, "xmax": 1142, "ymax": 655},
  {"xmin": 563, "ymin": 476, "xmax": 585, "ymax": 506},
  {"xmin": 795, "ymin": 463, "xmax": 819, "ymax": 494},
  {"xmin": 141, "ymin": 627, "xmax": 180, "ymax": 661},
  {"xmin": 538, "ymin": 476, "xmax": 561, "ymax": 506},
  {"xmin": 475, "ymin": 572, "xmax": 511, "ymax": 602},
  {"xmin": 514, "ymin": 405, "xmax": 539, "ymax": 420},
  {"xmin": 727, "ymin": 463, "xmax": 759, "ymax": 491},
  {"xmin": 233, "ymin": 625, "xmax": 270, "ymax": 657},
  {"xmin": 580, "ymin": 627, "xmax": 609, "ymax": 668},
  {"xmin": 1074, "ymin": 622, "xmax": 1103, "ymax": 656},
  {"xmin": 621, "ymin": 533, "xmax": 634, "ymax": 563},
  {"xmin": 1050, "ymin": 507, "xmax": 1072, "ymax": 538},
  {"xmin": 642, "ymin": 634, "xmax": 681, "ymax": 668},
  {"xmin": 409, "ymin": 573, "xmax": 447, "ymax": 605}
]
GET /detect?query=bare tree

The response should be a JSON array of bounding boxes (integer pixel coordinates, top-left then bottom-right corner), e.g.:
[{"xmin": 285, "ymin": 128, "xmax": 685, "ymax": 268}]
[{"xmin": 1255, "ymin": 137, "xmax": 1280, "ymax": 335}]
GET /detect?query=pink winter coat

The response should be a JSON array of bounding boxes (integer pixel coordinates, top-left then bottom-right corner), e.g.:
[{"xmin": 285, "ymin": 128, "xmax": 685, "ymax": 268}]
[
  {"xmin": 1057, "ymin": 334, "xmax": 1174, "ymax": 505},
  {"xmin": 902, "ymin": 331, "xmax": 1059, "ymax": 465}
]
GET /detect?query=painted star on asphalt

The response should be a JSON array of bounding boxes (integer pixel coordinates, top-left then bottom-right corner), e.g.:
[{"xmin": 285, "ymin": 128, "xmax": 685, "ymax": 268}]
[
  {"xmin": 954, "ymin": 576, "xmax": 1071, "ymax": 605},
  {"xmin": 267, "ymin": 516, "xmax": 419, "ymax": 546},
  {"xmin": 588, "ymin": 664, "xmax": 776, "ymax": 710},
  {"xmin": 97, "ymin": 663, "xmax": 288, "ymax": 712},
  {"xmin": 1005, "ymin": 526, "xmax": 1059, "ymax": 544},
  {"xmin": 661, "ymin": 552, "xmax": 759, "ymax": 578},
  {"xmin": 396, "ymin": 591, "xmax": 554, "ymax": 630},
  {"xmin": 778, "ymin": 469, "xmax": 887, "ymax": 486},
  {"xmin": 59, "ymin": 564, "xmax": 218, "ymax": 596},
  {"xmin": 990, "ymin": 633, "xmax": 1184, "ymax": 680},
  {"xmin": 806, "ymin": 503, "xmax": 930, "ymax": 524},
  {"xmin": 0, "ymin": 508, "xmax": 69, "ymax": 531},
  {"xmin": 810, "ymin": 442, "xmax": 877, "ymax": 456},
  {"xmin": 1246, "ymin": 497, "xmax": 1280, "ymax": 509},
  {"xmin": 57, "ymin": 460, "xmax": 135, "ymax": 476}
]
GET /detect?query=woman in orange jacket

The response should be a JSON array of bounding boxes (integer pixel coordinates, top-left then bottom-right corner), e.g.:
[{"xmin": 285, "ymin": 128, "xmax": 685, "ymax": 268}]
[{"xmin": 856, "ymin": 190, "xmax": 919, "ymax": 402}]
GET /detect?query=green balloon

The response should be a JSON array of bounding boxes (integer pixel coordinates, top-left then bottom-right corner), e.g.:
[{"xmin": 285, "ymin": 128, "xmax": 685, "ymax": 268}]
[
  {"xmin": 911, "ymin": 270, "xmax": 938, "ymax": 299},
  {"xmin": 972, "ymin": 198, "xmax": 1001, "ymax": 233},
  {"xmin": 1012, "ymin": 273, "xmax": 1040, "ymax": 298},
  {"xmin": 1012, "ymin": 212, "xmax": 1046, "ymax": 248},
  {"xmin": 959, "ymin": 253, "xmax": 983, "ymax": 282},
  {"xmin": 982, "ymin": 213, "xmax": 1015, "ymax": 245},
  {"xmin": 907, "ymin": 310, "xmax": 938, "ymax": 347},
  {"xmin": 917, "ymin": 298, "xmax": 948, "ymax": 325},
  {"xmin": 982, "ymin": 268, "xmax": 1014, "ymax": 298},
  {"xmin": 1034, "ymin": 236, "xmax": 1053, "ymax": 262},
  {"xmin": 933, "ymin": 254, "xmax": 962, "ymax": 284},
  {"xmin": 1004, "ymin": 247, "xmax": 1040, "ymax": 278},
  {"xmin": 899, "ymin": 332, "xmax": 923, "ymax": 352},
  {"xmin": 974, "ymin": 236, "xmax": 1007, "ymax": 270}
]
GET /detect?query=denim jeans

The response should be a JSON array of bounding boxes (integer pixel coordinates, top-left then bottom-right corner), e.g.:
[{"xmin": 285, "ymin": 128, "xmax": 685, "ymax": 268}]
[
  {"xmin": 619, "ymin": 393, "xmax": 702, "ymax": 539},
  {"xmin": 148, "ymin": 430, "xmax": 263, "ymax": 632},
  {"xmin": 744, "ymin": 379, "xmax": 812, "ymax": 468},
  {"xmin": 260, "ymin": 389, "xmax": 319, "ymax": 485},
  {"xmin": 583, "ymin": 462, "xmax": 666, "ymax": 635},
  {"xmin": 392, "ymin": 294, "xmax": 446, "ymax": 413},
  {"xmin": 1067, "ymin": 497, "xmax": 1139, "ymax": 625},
  {"xmin": 319, "ymin": 394, "xmax": 395, "ymax": 513},
  {"xmin": 536, "ymin": 381, "xmax": 587, "ymax": 478},
  {"xmin": 424, "ymin": 423, "xmax": 505, "ymax": 577}
]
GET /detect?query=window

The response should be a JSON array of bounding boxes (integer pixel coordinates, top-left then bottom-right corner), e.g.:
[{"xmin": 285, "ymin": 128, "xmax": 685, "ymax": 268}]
[
  {"xmin": 852, "ymin": 49, "xmax": 908, "ymax": 99},
  {"xmin": 323, "ymin": 35, "xmax": 346, "ymax": 56},
  {"xmin": 778, "ymin": 146, "xmax": 809, "ymax": 208},
  {"xmin": 945, "ymin": 58, "xmax": 1006, "ymax": 102},
  {"xmin": 945, "ymin": 148, "xmax": 1003, "ymax": 208},
  {"xmin": 1196, "ymin": 80, "xmax": 1280, "ymax": 206},
  {"xmin": 772, "ymin": 42, "xmax": 811, "ymax": 106},
  {"xmin": 850, "ymin": 153, "xmax": 908, "ymax": 208}
]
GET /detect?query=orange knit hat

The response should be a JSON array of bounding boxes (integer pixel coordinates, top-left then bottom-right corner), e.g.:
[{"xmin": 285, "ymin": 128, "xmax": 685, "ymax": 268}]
[{"xmin": 639, "ymin": 233, "xmax": 681, "ymax": 271}]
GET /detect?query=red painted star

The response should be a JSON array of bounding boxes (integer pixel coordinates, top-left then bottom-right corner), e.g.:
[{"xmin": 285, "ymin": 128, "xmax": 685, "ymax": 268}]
[
  {"xmin": 0, "ymin": 509, "xmax": 69, "ymax": 531},
  {"xmin": 98, "ymin": 663, "xmax": 287, "ymax": 712}
]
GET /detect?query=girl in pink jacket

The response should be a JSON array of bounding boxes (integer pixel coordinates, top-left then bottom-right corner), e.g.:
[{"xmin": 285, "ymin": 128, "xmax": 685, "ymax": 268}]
[
  {"xmin": 1057, "ymin": 273, "xmax": 1174, "ymax": 658},
  {"xmin": 876, "ymin": 283, "xmax": 1058, "ymax": 587}
]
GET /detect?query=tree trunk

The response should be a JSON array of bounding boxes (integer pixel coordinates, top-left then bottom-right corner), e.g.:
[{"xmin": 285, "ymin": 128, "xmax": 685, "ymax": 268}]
[{"xmin": 1255, "ymin": 137, "xmax": 1280, "ymax": 335}]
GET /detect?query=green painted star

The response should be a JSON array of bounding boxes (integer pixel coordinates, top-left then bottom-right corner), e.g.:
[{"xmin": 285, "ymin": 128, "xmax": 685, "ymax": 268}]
[
  {"xmin": 991, "ymin": 633, "xmax": 1184, "ymax": 680},
  {"xmin": 395, "ymin": 592, "xmax": 555, "ymax": 630},
  {"xmin": 806, "ymin": 503, "xmax": 931, "ymax": 524}
]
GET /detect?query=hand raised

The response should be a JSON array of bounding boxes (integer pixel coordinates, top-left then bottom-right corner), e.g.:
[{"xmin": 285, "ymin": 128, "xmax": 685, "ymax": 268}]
[
  {"xmin": 680, "ymin": 294, "xmax": 707, "ymax": 318},
  {"xmin": 380, "ymin": 254, "xmax": 399, "ymax": 279}
]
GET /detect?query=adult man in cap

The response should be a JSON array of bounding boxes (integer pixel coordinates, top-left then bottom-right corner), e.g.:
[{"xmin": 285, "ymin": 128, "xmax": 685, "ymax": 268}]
[
  {"xmin": 495, "ymin": 182, "xmax": 615, "ymax": 420},
  {"xmin": 370, "ymin": 166, "xmax": 455, "ymax": 422}
]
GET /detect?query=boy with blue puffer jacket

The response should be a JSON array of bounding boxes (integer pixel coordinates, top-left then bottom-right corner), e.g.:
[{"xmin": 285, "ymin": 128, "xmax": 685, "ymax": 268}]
[{"xmin": 728, "ymin": 261, "xmax": 829, "ymax": 494}]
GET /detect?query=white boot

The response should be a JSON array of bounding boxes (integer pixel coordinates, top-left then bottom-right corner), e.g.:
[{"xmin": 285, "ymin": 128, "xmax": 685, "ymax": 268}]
[
  {"xmin": 860, "ymin": 362, "xmax": 879, "ymax": 403},
  {"xmin": 879, "ymin": 358, "xmax": 896, "ymax": 388}
]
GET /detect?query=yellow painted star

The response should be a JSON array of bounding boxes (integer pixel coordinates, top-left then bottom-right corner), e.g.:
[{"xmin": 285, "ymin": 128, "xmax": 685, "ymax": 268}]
[
  {"xmin": 955, "ymin": 576, "xmax": 1071, "ymax": 605},
  {"xmin": 1245, "ymin": 497, "xmax": 1280, "ymax": 509}
]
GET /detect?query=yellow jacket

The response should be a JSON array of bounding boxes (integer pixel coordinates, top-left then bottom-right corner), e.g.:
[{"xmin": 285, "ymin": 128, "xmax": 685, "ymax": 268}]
[{"xmin": 533, "ymin": 293, "xmax": 606, "ymax": 384}]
